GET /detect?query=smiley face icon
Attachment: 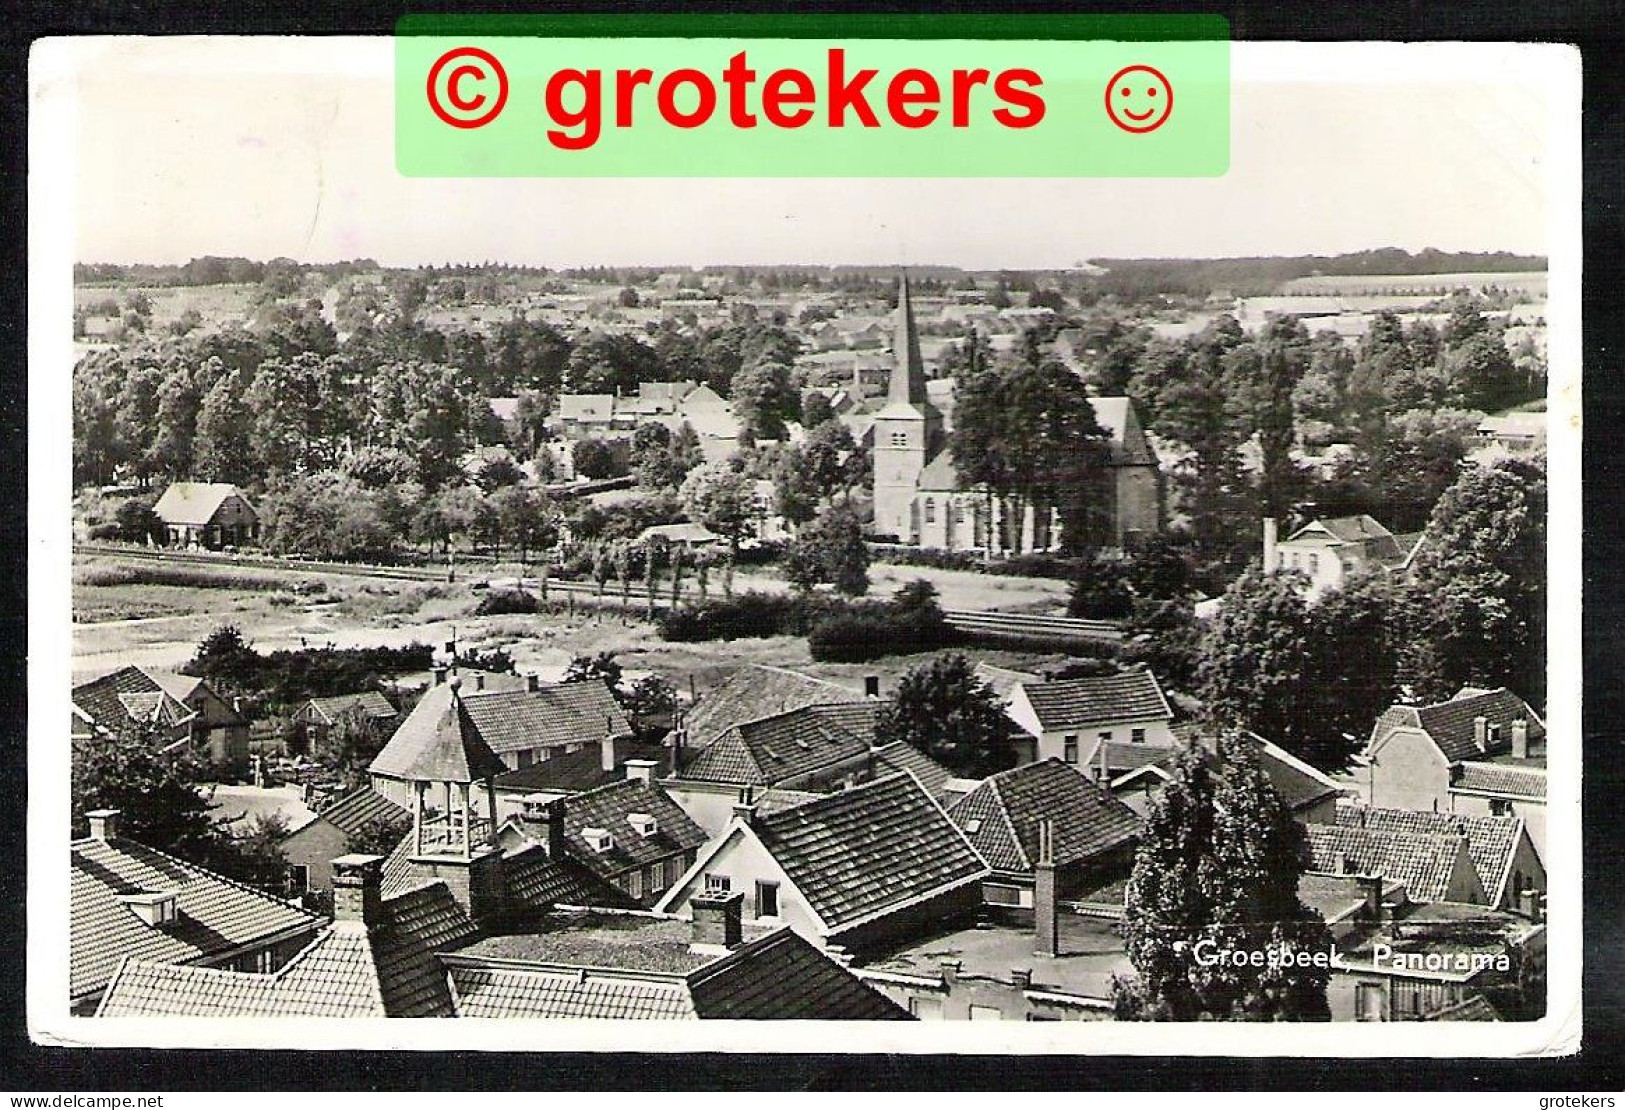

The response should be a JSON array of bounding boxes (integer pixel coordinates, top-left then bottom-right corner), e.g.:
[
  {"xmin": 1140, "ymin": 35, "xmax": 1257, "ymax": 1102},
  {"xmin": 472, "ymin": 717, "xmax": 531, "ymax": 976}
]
[{"xmin": 1105, "ymin": 64, "xmax": 1173, "ymax": 133}]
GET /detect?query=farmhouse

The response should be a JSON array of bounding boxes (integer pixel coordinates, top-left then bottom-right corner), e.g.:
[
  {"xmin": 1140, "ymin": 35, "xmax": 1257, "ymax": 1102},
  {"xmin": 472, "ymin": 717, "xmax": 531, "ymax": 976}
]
[{"xmin": 152, "ymin": 481, "xmax": 259, "ymax": 549}]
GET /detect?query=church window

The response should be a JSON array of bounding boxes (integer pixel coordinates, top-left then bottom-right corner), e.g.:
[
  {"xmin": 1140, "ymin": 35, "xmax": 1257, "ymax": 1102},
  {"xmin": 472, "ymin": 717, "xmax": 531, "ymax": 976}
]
[
  {"xmin": 924, "ymin": 499, "xmax": 936, "ymax": 523},
  {"xmin": 890, "ymin": 431, "xmax": 908, "ymax": 448},
  {"xmin": 957, "ymin": 502, "xmax": 968, "ymax": 524}
]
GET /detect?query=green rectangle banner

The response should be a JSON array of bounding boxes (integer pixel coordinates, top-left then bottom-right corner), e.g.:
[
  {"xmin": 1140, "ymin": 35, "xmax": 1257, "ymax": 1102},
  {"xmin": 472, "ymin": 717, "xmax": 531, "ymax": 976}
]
[{"xmin": 396, "ymin": 14, "xmax": 1229, "ymax": 178}]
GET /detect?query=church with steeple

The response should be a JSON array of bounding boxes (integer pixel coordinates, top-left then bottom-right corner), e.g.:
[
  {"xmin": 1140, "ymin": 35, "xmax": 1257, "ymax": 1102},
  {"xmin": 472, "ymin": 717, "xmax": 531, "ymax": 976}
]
[{"xmin": 871, "ymin": 273, "xmax": 1163, "ymax": 552}]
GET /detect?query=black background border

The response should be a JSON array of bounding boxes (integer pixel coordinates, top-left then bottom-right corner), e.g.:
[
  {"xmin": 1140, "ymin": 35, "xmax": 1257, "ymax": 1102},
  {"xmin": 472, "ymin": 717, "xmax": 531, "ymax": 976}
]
[{"xmin": 0, "ymin": 0, "xmax": 1620, "ymax": 1091}]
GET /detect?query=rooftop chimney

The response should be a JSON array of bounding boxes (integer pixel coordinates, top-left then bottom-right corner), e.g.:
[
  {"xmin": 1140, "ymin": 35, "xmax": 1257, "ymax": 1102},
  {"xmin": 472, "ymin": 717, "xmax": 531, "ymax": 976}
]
[
  {"xmin": 690, "ymin": 889, "xmax": 744, "ymax": 952},
  {"xmin": 1011, "ymin": 967, "xmax": 1033, "ymax": 991},
  {"xmin": 938, "ymin": 958, "xmax": 961, "ymax": 987},
  {"xmin": 600, "ymin": 733, "xmax": 622, "ymax": 773},
  {"xmin": 526, "ymin": 673, "xmax": 541, "ymax": 693},
  {"xmin": 732, "ymin": 786, "xmax": 757, "ymax": 826},
  {"xmin": 1263, "ymin": 517, "xmax": 1279, "ymax": 572},
  {"xmin": 1034, "ymin": 818, "xmax": 1059, "ymax": 958},
  {"xmin": 86, "ymin": 809, "xmax": 120, "ymax": 841},
  {"xmin": 864, "ymin": 675, "xmax": 881, "ymax": 699},
  {"xmin": 1473, "ymin": 715, "xmax": 1489, "ymax": 752},
  {"xmin": 624, "ymin": 759, "xmax": 659, "ymax": 785},
  {"xmin": 1512, "ymin": 719, "xmax": 1529, "ymax": 761},
  {"xmin": 331, "ymin": 853, "xmax": 385, "ymax": 929}
]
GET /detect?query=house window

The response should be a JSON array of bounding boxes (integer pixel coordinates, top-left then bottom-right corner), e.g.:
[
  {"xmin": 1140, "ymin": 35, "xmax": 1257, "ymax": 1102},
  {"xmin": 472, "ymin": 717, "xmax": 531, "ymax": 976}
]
[
  {"xmin": 288, "ymin": 865, "xmax": 309, "ymax": 895},
  {"xmin": 755, "ymin": 880, "xmax": 780, "ymax": 919},
  {"xmin": 565, "ymin": 742, "xmax": 583, "ymax": 754},
  {"xmin": 1099, "ymin": 731, "xmax": 1113, "ymax": 746},
  {"xmin": 969, "ymin": 1005, "xmax": 1002, "ymax": 1021},
  {"xmin": 1063, "ymin": 735, "xmax": 1078, "ymax": 763},
  {"xmin": 516, "ymin": 750, "xmax": 534, "ymax": 769},
  {"xmin": 1130, "ymin": 728, "xmax": 1146, "ymax": 745},
  {"xmin": 1308, "ymin": 554, "xmax": 1320, "ymax": 575},
  {"xmin": 890, "ymin": 431, "xmax": 908, "ymax": 448},
  {"xmin": 924, "ymin": 498, "xmax": 936, "ymax": 523},
  {"xmin": 627, "ymin": 868, "xmax": 644, "ymax": 900},
  {"xmin": 1490, "ymin": 798, "xmax": 1513, "ymax": 817},
  {"xmin": 957, "ymin": 502, "xmax": 968, "ymax": 524},
  {"xmin": 704, "ymin": 873, "xmax": 731, "ymax": 893},
  {"xmin": 910, "ymin": 997, "xmax": 944, "ymax": 1020},
  {"xmin": 984, "ymin": 884, "xmax": 1023, "ymax": 907}
]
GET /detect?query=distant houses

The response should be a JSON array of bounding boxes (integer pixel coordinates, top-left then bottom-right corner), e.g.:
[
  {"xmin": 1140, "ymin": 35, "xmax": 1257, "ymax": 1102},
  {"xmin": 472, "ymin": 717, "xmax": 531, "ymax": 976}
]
[
  {"xmin": 1263, "ymin": 514, "xmax": 1424, "ymax": 601},
  {"xmin": 72, "ymin": 665, "xmax": 250, "ymax": 769}
]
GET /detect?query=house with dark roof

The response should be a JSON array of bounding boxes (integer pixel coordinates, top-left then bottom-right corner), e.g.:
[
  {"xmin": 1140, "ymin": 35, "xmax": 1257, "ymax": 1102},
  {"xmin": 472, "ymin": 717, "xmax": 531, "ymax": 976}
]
[
  {"xmin": 948, "ymin": 759, "xmax": 1141, "ymax": 915},
  {"xmin": 152, "ymin": 481, "xmax": 259, "ymax": 549},
  {"xmin": 1004, "ymin": 668, "xmax": 1176, "ymax": 775},
  {"xmin": 1265, "ymin": 514, "xmax": 1424, "ymax": 601},
  {"xmin": 369, "ymin": 675, "xmax": 633, "ymax": 807},
  {"xmin": 279, "ymin": 786, "xmax": 410, "ymax": 896},
  {"xmin": 496, "ymin": 770, "xmax": 710, "ymax": 907},
  {"xmin": 1304, "ymin": 823, "xmax": 1486, "ymax": 905},
  {"xmin": 1356, "ymin": 687, "xmax": 1548, "ymax": 859},
  {"xmin": 98, "ymin": 854, "xmax": 479, "ymax": 1018},
  {"xmin": 674, "ymin": 663, "xmax": 865, "ymax": 753},
  {"xmin": 1109, "ymin": 728, "xmax": 1346, "ymax": 825},
  {"xmin": 487, "ymin": 739, "xmax": 670, "ymax": 807},
  {"xmin": 291, "ymin": 691, "xmax": 398, "ymax": 759},
  {"xmin": 442, "ymin": 898, "xmax": 910, "ymax": 1020},
  {"xmin": 1332, "ymin": 803, "xmax": 1545, "ymax": 915},
  {"xmin": 72, "ymin": 665, "xmax": 249, "ymax": 768},
  {"xmin": 71, "ymin": 810, "xmax": 324, "ymax": 1013},
  {"xmin": 656, "ymin": 772, "xmax": 988, "ymax": 957}
]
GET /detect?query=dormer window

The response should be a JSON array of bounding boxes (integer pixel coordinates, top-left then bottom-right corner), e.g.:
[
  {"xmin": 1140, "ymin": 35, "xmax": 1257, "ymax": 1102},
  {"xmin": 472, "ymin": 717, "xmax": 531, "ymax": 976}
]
[
  {"xmin": 122, "ymin": 890, "xmax": 179, "ymax": 927},
  {"xmin": 627, "ymin": 812, "xmax": 658, "ymax": 837},
  {"xmin": 582, "ymin": 826, "xmax": 616, "ymax": 853}
]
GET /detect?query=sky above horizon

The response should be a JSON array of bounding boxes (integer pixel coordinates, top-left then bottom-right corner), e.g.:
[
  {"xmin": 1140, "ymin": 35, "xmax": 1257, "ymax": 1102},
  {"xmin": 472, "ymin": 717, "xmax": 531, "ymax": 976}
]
[{"xmin": 55, "ymin": 37, "xmax": 1565, "ymax": 269}]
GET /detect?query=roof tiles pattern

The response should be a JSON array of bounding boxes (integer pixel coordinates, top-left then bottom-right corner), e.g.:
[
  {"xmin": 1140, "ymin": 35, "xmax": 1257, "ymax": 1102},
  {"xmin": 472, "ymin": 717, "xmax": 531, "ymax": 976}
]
[
  {"xmin": 1377, "ymin": 688, "xmax": 1545, "ymax": 763},
  {"xmin": 949, "ymin": 759, "xmax": 1141, "ymax": 874},
  {"xmin": 1016, "ymin": 670, "xmax": 1172, "ymax": 732},
  {"xmin": 1452, "ymin": 762, "xmax": 1547, "ymax": 801},
  {"xmin": 679, "ymin": 703, "xmax": 877, "ymax": 787},
  {"xmin": 368, "ymin": 685, "xmax": 510, "ymax": 782},
  {"xmin": 559, "ymin": 779, "xmax": 709, "ymax": 880},
  {"xmin": 1304, "ymin": 824, "xmax": 1469, "ymax": 904},
  {"xmin": 680, "ymin": 665, "xmax": 863, "ymax": 750},
  {"xmin": 1336, "ymin": 803, "xmax": 1525, "ymax": 905},
  {"xmin": 460, "ymin": 682, "xmax": 630, "ymax": 756},
  {"xmin": 754, "ymin": 773, "xmax": 988, "ymax": 929},
  {"xmin": 307, "ymin": 691, "xmax": 398, "ymax": 723},
  {"xmin": 307, "ymin": 787, "xmax": 409, "ymax": 839}
]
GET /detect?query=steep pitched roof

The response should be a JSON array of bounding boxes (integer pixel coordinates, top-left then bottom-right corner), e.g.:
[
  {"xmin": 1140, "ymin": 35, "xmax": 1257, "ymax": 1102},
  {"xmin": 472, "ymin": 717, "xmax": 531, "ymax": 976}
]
[
  {"xmin": 376, "ymin": 824, "xmax": 636, "ymax": 912},
  {"xmin": 306, "ymin": 691, "xmax": 398, "ymax": 724},
  {"xmin": 680, "ymin": 665, "xmax": 864, "ymax": 749},
  {"xmin": 71, "ymin": 833, "xmax": 322, "ymax": 1002},
  {"xmin": 916, "ymin": 449, "xmax": 961, "ymax": 493},
  {"xmin": 949, "ymin": 759, "xmax": 1141, "ymax": 874},
  {"xmin": 152, "ymin": 482, "xmax": 254, "ymax": 526},
  {"xmin": 1374, "ymin": 688, "xmax": 1545, "ymax": 763},
  {"xmin": 1285, "ymin": 514, "xmax": 1395, "ymax": 546},
  {"xmin": 1451, "ymin": 761, "xmax": 1547, "ymax": 801},
  {"xmin": 1014, "ymin": 669, "xmax": 1173, "ymax": 733},
  {"xmin": 97, "ymin": 883, "xmax": 479, "ymax": 1018},
  {"xmin": 556, "ymin": 779, "xmax": 709, "ymax": 880},
  {"xmin": 871, "ymin": 741, "xmax": 956, "ymax": 803},
  {"xmin": 458, "ymin": 681, "xmax": 631, "ymax": 757},
  {"xmin": 446, "ymin": 918, "xmax": 907, "ymax": 1020},
  {"xmin": 368, "ymin": 684, "xmax": 510, "ymax": 782},
  {"xmin": 492, "ymin": 741, "xmax": 669, "ymax": 796},
  {"xmin": 1166, "ymin": 727, "xmax": 1347, "ymax": 813},
  {"xmin": 677, "ymin": 702, "xmax": 877, "ymax": 787},
  {"xmin": 299, "ymin": 786, "xmax": 409, "ymax": 840},
  {"xmin": 1336, "ymin": 803, "xmax": 1527, "ymax": 906},
  {"xmin": 751, "ymin": 772, "xmax": 988, "ymax": 931},
  {"xmin": 72, "ymin": 666, "xmax": 196, "ymax": 735},
  {"xmin": 1304, "ymin": 824, "xmax": 1477, "ymax": 905}
]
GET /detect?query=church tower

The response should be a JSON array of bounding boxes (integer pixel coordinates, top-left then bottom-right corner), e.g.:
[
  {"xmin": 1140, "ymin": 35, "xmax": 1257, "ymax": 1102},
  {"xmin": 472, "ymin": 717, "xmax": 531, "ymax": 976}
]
[{"xmin": 871, "ymin": 273, "xmax": 943, "ymax": 543}]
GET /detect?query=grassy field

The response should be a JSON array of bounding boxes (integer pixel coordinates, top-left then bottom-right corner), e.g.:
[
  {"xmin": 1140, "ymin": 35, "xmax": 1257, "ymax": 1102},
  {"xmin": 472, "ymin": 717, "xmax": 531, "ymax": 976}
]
[{"xmin": 1277, "ymin": 271, "xmax": 1547, "ymax": 297}]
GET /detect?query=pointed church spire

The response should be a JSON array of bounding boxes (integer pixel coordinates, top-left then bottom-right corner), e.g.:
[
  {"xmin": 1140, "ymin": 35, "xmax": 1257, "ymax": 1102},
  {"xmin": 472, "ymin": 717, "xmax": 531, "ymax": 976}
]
[{"xmin": 889, "ymin": 271, "xmax": 928, "ymax": 406}]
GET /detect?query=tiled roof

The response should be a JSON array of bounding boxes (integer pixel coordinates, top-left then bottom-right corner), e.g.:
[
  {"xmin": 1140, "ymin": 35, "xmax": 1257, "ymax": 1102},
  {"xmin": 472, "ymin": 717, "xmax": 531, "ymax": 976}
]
[
  {"xmin": 1336, "ymin": 803, "xmax": 1525, "ymax": 905},
  {"xmin": 679, "ymin": 703, "xmax": 877, "ymax": 787},
  {"xmin": 378, "ymin": 827, "xmax": 633, "ymax": 912},
  {"xmin": 558, "ymin": 779, "xmax": 709, "ymax": 881},
  {"xmin": 492, "ymin": 741, "xmax": 669, "ymax": 796},
  {"xmin": 1452, "ymin": 762, "xmax": 1547, "ymax": 801},
  {"xmin": 1304, "ymin": 824, "xmax": 1470, "ymax": 904},
  {"xmin": 71, "ymin": 834, "xmax": 322, "ymax": 1002},
  {"xmin": 72, "ymin": 666, "xmax": 195, "ymax": 734},
  {"xmin": 872, "ymin": 741, "xmax": 956, "ymax": 802},
  {"xmin": 98, "ymin": 883, "xmax": 478, "ymax": 1018},
  {"xmin": 1375, "ymin": 688, "xmax": 1545, "ymax": 763},
  {"xmin": 680, "ymin": 665, "xmax": 863, "ymax": 749},
  {"xmin": 1286, "ymin": 514, "xmax": 1396, "ymax": 549},
  {"xmin": 368, "ymin": 684, "xmax": 510, "ymax": 783},
  {"xmin": 304, "ymin": 786, "xmax": 409, "ymax": 839},
  {"xmin": 1015, "ymin": 669, "xmax": 1172, "ymax": 732},
  {"xmin": 949, "ymin": 759, "xmax": 1141, "ymax": 874},
  {"xmin": 972, "ymin": 663, "xmax": 1042, "ymax": 701},
  {"xmin": 152, "ymin": 482, "xmax": 253, "ymax": 526},
  {"xmin": 460, "ymin": 681, "xmax": 631, "ymax": 757},
  {"xmin": 754, "ymin": 772, "xmax": 988, "ymax": 930},
  {"xmin": 447, "ymin": 919, "xmax": 908, "ymax": 1019},
  {"xmin": 306, "ymin": 691, "xmax": 398, "ymax": 723}
]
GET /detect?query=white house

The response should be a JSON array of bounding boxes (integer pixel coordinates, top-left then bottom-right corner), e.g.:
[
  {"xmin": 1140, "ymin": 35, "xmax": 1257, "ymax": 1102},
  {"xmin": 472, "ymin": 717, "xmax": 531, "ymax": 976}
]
[{"xmin": 1004, "ymin": 669, "xmax": 1176, "ymax": 778}]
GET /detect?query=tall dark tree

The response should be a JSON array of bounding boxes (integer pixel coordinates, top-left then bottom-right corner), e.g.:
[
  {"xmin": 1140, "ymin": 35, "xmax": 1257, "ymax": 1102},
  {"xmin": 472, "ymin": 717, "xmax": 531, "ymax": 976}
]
[
  {"xmin": 1115, "ymin": 732, "xmax": 1331, "ymax": 1021},
  {"xmin": 784, "ymin": 503, "xmax": 870, "ymax": 596},
  {"xmin": 875, "ymin": 653, "xmax": 1014, "ymax": 778}
]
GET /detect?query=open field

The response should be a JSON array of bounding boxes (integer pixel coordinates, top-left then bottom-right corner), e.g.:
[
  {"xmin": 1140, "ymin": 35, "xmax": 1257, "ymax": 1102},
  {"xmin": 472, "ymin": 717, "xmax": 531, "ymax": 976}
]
[
  {"xmin": 75, "ymin": 283, "xmax": 260, "ymax": 333},
  {"xmin": 1277, "ymin": 270, "xmax": 1546, "ymax": 297}
]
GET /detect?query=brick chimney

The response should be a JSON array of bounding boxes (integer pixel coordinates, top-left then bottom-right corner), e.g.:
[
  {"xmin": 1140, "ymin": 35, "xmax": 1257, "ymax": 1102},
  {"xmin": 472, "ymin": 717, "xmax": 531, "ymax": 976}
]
[
  {"xmin": 526, "ymin": 673, "xmax": 541, "ymax": 693},
  {"xmin": 331, "ymin": 853, "xmax": 385, "ymax": 929},
  {"xmin": 1011, "ymin": 967, "xmax": 1033, "ymax": 991},
  {"xmin": 1512, "ymin": 719, "xmax": 1529, "ymax": 760},
  {"xmin": 1034, "ymin": 818, "xmax": 1059, "ymax": 958},
  {"xmin": 689, "ymin": 890, "xmax": 744, "ymax": 952},
  {"xmin": 732, "ymin": 787, "xmax": 757, "ymax": 827},
  {"xmin": 86, "ymin": 809, "xmax": 120, "ymax": 841},
  {"xmin": 938, "ymin": 958, "xmax": 961, "ymax": 987},
  {"xmin": 1473, "ymin": 715, "xmax": 1489, "ymax": 752},
  {"xmin": 472, "ymin": 672, "xmax": 486, "ymax": 692},
  {"xmin": 624, "ymin": 759, "xmax": 659, "ymax": 784}
]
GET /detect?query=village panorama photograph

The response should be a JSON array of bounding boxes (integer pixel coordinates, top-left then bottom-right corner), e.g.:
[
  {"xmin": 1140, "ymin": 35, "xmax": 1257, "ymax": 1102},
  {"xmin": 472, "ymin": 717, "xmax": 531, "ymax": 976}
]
[{"xmin": 42, "ymin": 38, "xmax": 1572, "ymax": 1041}]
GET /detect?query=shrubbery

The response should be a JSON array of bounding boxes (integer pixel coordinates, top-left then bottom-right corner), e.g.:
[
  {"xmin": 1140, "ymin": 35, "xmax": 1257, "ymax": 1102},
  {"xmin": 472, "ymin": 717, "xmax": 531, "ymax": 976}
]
[
  {"xmin": 868, "ymin": 544, "xmax": 1085, "ymax": 581},
  {"xmin": 657, "ymin": 591, "xmax": 815, "ymax": 642},
  {"xmin": 471, "ymin": 588, "xmax": 539, "ymax": 617},
  {"xmin": 806, "ymin": 580, "xmax": 956, "ymax": 663}
]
